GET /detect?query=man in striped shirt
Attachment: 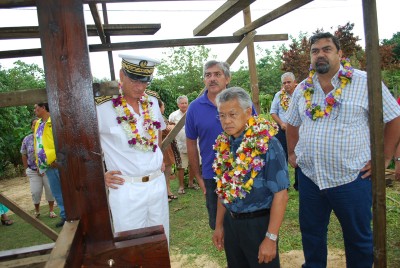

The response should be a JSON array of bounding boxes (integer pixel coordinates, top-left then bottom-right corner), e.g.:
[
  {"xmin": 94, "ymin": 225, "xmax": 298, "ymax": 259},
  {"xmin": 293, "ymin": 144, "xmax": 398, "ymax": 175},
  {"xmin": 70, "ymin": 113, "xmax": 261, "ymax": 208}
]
[{"xmin": 286, "ymin": 32, "xmax": 400, "ymax": 267}]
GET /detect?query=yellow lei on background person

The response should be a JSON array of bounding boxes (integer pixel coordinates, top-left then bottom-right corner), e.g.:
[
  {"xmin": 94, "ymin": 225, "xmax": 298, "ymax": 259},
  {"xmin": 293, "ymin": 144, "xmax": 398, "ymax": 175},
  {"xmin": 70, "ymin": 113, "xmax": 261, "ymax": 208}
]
[
  {"xmin": 212, "ymin": 116, "xmax": 278, "ymax": 204},
  {"xmin": 279, "ymin": 88, "xmax": 290, "ymax": 111}
]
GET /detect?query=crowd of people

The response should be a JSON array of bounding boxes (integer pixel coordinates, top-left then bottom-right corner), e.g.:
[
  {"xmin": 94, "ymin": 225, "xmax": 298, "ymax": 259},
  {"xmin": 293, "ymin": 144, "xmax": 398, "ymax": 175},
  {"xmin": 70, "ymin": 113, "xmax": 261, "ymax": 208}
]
[{"xmin": 4, "ymin": 31, "xmax": 400, "ymax": 268}]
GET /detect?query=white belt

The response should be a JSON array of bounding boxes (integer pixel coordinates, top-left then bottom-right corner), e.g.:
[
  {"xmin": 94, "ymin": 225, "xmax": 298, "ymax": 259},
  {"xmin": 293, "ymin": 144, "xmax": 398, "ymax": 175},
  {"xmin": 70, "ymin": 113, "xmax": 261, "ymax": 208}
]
[{"xmin": 119, "ymin": 170, "xmax": 163, "ymax": 183}]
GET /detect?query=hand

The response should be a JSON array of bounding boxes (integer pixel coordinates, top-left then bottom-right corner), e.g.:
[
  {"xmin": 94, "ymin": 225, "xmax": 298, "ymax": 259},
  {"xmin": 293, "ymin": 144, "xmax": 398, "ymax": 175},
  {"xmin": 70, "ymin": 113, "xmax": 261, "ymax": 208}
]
[
  {"xmin": 258, "ymin": 237, "xmax": 277, "ymax": 263},
  {"xmin": 161, "ymin": 162, "xmax": 166, "ymax": 172},
  {"xmin": 288, "ymin": 152, "xmax": 298, "ymax": 168},
  {"xmin": 50, "ymin": 161, "xmax": 60, "ymax": 169},
  {"xmin": 281, "ymin": 122, "xmax": 287, "ymax": 131},
  {"xmin": 105, "ymin": 170, "xmax": 124, "ymax": 189},
  {"xmin": 212, "ymin": 227, "xmax": 224, "ymax": 251},
  {"xmin": 395, "ymin": 162, "xmax": 400, "ymax": 181},
  {"xmin": 360, "ymin": 160, "xmax": 371, "ymax": 179}
]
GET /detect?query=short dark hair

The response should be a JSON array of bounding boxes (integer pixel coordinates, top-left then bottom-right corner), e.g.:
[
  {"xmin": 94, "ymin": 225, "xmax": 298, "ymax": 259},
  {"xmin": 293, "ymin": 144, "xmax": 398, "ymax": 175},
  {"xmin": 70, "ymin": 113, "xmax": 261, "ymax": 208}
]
[
  {"xmin": 37, "ymin": 103, "xmax": 49, "ymax": 112},
  {"xmin": 309, "ymin": 32, "xmax": 341, "ymax": 51}
]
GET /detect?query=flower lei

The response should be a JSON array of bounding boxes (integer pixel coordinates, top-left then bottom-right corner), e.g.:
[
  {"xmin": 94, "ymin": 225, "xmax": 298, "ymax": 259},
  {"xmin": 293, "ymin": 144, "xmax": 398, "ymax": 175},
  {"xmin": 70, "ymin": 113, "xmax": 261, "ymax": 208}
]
[
  {"xmin": 112, "ymin": 93, "xmax": 161, "ymax": 152},
  {"xmin": 303, "ymin": 58, "xmax": 354, "ymax": 120},
  {"xmin": 212, "ymin": 116, "xmax": 278, "ymax": 204},
  {"xmin": 279, "ymin": 88, "xmax": 290, "ymax": 111}
]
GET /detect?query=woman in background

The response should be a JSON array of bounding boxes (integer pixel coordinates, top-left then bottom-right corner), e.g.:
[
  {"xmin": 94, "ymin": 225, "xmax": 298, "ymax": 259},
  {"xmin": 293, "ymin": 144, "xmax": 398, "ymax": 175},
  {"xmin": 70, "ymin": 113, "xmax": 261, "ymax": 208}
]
[{"xmin": 20, "ymin": 118, "xmax": 57, "ymax": 218}]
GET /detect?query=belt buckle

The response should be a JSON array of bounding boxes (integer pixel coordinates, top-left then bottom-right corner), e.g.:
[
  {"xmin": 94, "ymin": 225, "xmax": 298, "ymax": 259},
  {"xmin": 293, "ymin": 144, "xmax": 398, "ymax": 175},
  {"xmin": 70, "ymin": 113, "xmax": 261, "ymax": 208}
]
[{"xmin": 142, "ymin": 176, "xmax": 150, "ymax": 182}]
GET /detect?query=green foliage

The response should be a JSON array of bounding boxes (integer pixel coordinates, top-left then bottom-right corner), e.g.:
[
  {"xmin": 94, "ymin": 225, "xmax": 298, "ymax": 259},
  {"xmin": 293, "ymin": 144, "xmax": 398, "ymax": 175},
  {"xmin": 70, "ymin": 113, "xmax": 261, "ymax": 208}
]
[
  {"xmin": 0, "ymin": 61, "xmax": 44, "ymax": 178},
  {"xmin": 150, "ymin": 46, "xmax": 212, "ymax": 116},
  {"xmin": 382, "ymin": 32, "xmax": 400, "ymax": 61}
]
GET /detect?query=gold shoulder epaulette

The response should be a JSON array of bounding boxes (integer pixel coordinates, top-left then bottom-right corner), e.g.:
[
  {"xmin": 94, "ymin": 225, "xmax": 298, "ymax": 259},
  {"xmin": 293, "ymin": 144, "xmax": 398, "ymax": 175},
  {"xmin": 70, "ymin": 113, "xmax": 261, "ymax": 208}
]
[
  {"xmin": 95, "ymin": 95, "xmax": 113, "ymax": 105},
  {"xmin": 145, "ymin": 89, "xmax": 160, "ymax": 100}
]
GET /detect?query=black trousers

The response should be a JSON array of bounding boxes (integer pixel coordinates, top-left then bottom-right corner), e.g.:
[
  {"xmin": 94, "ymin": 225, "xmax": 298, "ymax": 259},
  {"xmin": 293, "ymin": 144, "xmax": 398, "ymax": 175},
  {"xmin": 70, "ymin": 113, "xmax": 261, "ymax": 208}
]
[
  {"xmin": 223, "ymin": 211, "xmax": 280, "ymax": 268},
  {"xmin": 276, "ymin": 126, "xmax": 298, "ymax": 190}
]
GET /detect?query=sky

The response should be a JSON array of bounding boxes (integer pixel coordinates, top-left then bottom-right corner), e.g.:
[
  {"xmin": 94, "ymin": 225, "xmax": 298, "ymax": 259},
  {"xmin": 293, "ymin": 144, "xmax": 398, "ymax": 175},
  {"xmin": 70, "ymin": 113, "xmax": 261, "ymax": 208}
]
[{"xmin": 0, "ymin": 0, "xmax": 399, "ymax": 80}]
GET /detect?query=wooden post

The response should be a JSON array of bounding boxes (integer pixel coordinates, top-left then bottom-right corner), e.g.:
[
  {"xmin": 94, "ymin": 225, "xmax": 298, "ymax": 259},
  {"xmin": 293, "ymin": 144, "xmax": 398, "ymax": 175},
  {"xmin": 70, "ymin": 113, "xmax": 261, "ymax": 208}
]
[
  {"xmin": 242, "ymin": 6, "xmax": 260, "ymax": 114},
  {"xmin": 36, "ymin": 0, "xmax": 114, "ymax": 255},
  {"xmin": 362, "ymin": 0, "xmax": 387, "ymax": 266}
]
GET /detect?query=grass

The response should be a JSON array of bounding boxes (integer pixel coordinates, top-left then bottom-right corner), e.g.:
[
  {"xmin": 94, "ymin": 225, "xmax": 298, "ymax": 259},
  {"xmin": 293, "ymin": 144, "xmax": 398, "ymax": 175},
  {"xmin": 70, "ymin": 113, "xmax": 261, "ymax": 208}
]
[{"xmin": 1, "ymin": 171, "xmax": 399, "ymax": 267}]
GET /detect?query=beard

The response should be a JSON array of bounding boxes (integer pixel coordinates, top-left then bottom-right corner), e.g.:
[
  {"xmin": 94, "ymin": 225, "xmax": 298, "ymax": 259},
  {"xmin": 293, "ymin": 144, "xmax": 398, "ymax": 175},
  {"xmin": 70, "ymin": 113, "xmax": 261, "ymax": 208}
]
[{"xmin": 315, "ymin": 59, "xmax": 330, "ymax": 74}]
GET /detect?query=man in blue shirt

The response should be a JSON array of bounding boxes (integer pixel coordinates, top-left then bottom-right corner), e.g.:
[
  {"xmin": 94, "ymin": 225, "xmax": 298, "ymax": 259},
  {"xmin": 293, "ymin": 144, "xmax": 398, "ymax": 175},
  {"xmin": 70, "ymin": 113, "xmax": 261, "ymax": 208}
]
[
  {"xmin": 212, "ymin": 87, "xmax": 289, "ymax": 267},
  {"xmin": 185, "ymin": 60, "xmax": 232, "ymax": 230}
]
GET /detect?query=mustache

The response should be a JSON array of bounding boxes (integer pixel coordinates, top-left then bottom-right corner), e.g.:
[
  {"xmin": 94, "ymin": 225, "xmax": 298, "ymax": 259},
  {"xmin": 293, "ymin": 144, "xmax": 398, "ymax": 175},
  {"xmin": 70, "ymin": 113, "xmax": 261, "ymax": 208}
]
[{"xmin": 208, "ymin": 81, "xmax": 219, "ymax": 86}]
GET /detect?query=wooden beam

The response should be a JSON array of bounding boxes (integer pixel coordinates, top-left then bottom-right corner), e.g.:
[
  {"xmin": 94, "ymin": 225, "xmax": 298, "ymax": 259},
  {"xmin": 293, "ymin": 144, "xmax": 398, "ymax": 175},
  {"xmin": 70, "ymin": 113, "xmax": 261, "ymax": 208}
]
[
  {"xmin": 226, "ymin": 30, "xmax": 256, "ymax": 66},
  {"xmin": 89, "ymin": 3, "xmax": 107, "ymax": 44},
  {"xmin": 0, "ymin": 254, "xmax": 50, "ymax": 267},
  {"xmin": 36, "ymin": 0, "xmax": 114, "ymax": 259},
  {"xmin": 45, "ymin": 220, "xmax": 80, "ymax": 268},
  {"xmin": 233, "ymin": 0, "xmax": 314, "ymax": 36},
  {"xmin": 89, "ymin": 34, "xmax": 288, "ymax": 52},
  {"xmin": 0, "ymin": 0, "xmax": 35, "ymax": 8},
  {"xmin": 102, "ymin": 3, "xmax": 116, "ymax": 80},
  {"xmin": 193, "ymin": 0, "xmax": 256, "ymax": 36},
  {"xmin": 0, "ymin": 33, "xmax": 288, "ymax": 59},
  {"xmin": 243, "ymin": 7, "xmax": 260, "ymax": 114},
  {"xmin": 0, "ymin": 243, "xmax": 54, "ymax": 262},
  {"xmin": 0, "ymin": 193, "xmax": 59, "ymax": 241},
  {"xmin": 0, "ymin": 24, "xmax": 161, "ymax": 40},
  {"xmin": 362, "ymin": 1, "xmax": 387, "ymax": 266}
]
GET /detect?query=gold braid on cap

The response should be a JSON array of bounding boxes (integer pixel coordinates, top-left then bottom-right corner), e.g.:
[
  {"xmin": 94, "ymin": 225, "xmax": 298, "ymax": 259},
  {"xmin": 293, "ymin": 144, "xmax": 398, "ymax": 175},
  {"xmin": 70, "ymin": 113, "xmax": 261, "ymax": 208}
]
[{"xmin": 122, "ymin": 59, "xmax": 154, "ymax": 77}]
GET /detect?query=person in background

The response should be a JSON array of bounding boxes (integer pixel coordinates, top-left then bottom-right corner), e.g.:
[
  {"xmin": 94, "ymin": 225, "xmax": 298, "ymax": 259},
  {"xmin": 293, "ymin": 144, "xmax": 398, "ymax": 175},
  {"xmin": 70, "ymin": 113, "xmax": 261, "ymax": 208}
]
[
  {"xmin": 270, "ymin": 72, "xmax": 298, "ymax": 190},
  {"xmin": 212, "ymin": 87, "xmax": 289, "ymax": 268},
  {"xmin": 158, "ymin": 98, "xmax": 180, "ymax": 202},
  {"xmin": 185, "ymin": 60, "xmax": 232, "ymax": 230},
  {"xmin": 96, "ymin": 54, "xmax": 169, "ymax": 242},
  {"xmin": 169, "ymin": 95, "xmax": 199, "ymax": 194},
  {"xmin": 21, "ymin": 118, "xmax": 56, "ymax": 218},
  {"xmin": 0, "ymin": 203, "xmax": 14, "ymax": 226},
  {"xmin": 34, "ymin": 103, "xmax": 66, "ymax": 228},
  {"xmin": 286, "ymin": 32, "xmax": 400, "ymax": 267}
]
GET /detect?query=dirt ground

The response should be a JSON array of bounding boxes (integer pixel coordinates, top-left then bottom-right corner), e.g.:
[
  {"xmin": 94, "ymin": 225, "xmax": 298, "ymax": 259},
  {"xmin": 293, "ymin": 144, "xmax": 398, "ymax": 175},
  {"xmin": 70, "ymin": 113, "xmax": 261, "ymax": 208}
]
[{"xmin": 0, "ymin": 176, "xmax": 346, "ymax": 267}]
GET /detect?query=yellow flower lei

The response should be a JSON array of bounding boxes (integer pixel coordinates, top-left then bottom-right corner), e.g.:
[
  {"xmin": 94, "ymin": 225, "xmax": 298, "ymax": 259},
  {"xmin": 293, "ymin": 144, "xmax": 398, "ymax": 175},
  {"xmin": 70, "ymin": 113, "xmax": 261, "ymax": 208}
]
[
  {"xmin": 212, "ymin": 116, "xmax": 278, "ymax": 204},
  {"xmin": 303, "ymin": 58, "xmax": 353, "ymax": 120},
  {"xmin": 112, "ymin": 93, "xmax": 161, "ymax": 152},
  {"xmin": 279, "ymin": 88, "xmax": 290, "ymax": 111}
]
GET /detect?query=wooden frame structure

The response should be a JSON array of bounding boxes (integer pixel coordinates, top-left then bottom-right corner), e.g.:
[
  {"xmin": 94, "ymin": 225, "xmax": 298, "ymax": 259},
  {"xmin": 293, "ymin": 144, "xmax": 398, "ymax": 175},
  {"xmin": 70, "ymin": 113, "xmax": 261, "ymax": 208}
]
[{"xmin": 0, "ymin": 0, "xmax": 388, "ymax": 267}]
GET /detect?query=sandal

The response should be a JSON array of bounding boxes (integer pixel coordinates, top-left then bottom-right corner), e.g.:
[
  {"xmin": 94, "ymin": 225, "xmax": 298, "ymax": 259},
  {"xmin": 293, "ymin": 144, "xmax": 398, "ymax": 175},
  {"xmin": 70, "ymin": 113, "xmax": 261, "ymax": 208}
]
[
  {"xmin": 188, "ymin": 184, "xmax": 200, "ymax": 190},
  {"xmin": 34, "ymin": 211, "xmax": 40, "ymax": 218},
  {"xmin": 49, "ymin": 212, "xmax": 57, "ymax": 218},
  {"xmin": 177, "ymin": 188, "xmax": 185, "ymax": 194},
  {"xmin": 1, "ymin": 219, "xmax": 14, "ymax": 226},
  {"xmin": 168, "ymin": 194, "xmax": 178, "ymax": 200}
]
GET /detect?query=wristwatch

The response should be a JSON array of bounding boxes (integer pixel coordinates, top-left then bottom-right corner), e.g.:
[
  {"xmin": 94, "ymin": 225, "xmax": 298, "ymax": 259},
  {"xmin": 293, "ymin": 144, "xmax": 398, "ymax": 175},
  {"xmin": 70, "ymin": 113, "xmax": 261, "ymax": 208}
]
[
  {"xmin": 265, "ymin": 232, "xmax": 278, "ymax": 241},
  {"xmin": 395, "ymin": 157, "xmax": 400, "ymax": 161}
]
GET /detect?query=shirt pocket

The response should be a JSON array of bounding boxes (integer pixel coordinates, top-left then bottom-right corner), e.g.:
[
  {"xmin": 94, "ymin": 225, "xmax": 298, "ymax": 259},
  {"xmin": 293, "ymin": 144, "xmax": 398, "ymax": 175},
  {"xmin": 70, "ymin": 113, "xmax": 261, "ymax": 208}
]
[
  {"xmin": 335, "ymin": 101, "xmax": 366, "ymax": 124},
  {"xmin": 110, "ymin": 126, "xmax": 129, "ymax": 150}
]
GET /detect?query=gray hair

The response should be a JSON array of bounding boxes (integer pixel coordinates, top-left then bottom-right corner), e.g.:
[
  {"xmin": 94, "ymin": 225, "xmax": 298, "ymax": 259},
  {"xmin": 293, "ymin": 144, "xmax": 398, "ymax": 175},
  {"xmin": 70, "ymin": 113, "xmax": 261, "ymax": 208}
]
[
  {"xmin": 216, "ymin": 87, "xmax": 252, "ymax": 111},
  {"xmin": 203, "ymin": 60, "xmax": 231, "ymax": 78},
  {"xmin": 176, "ymin": 95, "xmax": 188, "ymax": 105},
  {"xmin": 281, "ymin": 72, "xmax": 295, "ymax": 83}
]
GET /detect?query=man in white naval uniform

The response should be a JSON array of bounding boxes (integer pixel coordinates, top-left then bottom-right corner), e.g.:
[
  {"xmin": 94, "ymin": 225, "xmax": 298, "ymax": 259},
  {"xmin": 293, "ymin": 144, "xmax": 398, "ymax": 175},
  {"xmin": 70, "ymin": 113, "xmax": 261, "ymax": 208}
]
[{"xmin": 96, "ymin": 54, "xmax": 169, "ymax": 241}]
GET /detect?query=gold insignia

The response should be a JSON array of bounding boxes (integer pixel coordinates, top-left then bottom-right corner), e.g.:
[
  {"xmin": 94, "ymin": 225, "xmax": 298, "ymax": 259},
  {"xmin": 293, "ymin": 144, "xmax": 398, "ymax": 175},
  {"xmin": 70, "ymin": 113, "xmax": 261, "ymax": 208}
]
[
  {"xmin": 139, "ymin": 60, "xmax": 148, "ymax": 68},
  {"xmin": 145, "ymin": 90, "xmax": 160, "ymax": 100},
  {"xmin": 95, "ymin": 95, "xmax": 113, "ymax": 105}
]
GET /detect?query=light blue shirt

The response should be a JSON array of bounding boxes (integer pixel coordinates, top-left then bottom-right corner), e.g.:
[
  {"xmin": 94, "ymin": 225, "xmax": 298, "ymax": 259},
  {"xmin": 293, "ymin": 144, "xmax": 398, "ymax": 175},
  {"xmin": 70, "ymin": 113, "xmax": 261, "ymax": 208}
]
[
  {"xmin": 286, "ymin": 67, "xmax": 400, "ymax": 190},
  {"xmin": 270, "ymin": 90, "xmax": 292, "ymax": 123}
]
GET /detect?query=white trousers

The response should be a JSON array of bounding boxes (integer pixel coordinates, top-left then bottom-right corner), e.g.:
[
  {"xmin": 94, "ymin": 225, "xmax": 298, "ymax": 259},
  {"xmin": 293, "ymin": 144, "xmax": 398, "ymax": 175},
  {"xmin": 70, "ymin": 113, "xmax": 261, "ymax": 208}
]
[
  {"xmin": 108, "ymin": 173, "xmax": 169, "ymax": 243},
  {"xmin": 26, "ymin": 168, "xmax": 55, "ymax": 204}
]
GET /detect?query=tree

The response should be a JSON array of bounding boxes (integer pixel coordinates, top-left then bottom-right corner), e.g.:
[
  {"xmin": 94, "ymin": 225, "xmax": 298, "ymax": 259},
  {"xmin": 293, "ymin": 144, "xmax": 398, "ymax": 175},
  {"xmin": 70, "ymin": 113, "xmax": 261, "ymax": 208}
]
[
  {"xmin": 0, "ymin": 61, "xmax": 45, "ymax": 178},
  {"xmin": 382, "ymin": 32, "xmax": 400, "ymax": 61},
  {"xmin": 281, "ymin": 33, "xmax": 311, "ymax": 82},
  {"xmin": 150, "ymin": 46, "xmax": 212, "ymax": 116}
]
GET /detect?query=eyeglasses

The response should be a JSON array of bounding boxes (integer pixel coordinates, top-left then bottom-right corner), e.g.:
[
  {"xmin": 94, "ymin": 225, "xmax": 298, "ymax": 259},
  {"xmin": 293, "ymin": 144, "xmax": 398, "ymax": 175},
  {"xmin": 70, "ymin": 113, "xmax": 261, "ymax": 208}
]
[
  {"xmin": 216, "ymin": 112, "xmax": 240, "ymax": 121},
  {"xmin": 123, "ymin": 70, "xmax": 149, "ymax": 86}
]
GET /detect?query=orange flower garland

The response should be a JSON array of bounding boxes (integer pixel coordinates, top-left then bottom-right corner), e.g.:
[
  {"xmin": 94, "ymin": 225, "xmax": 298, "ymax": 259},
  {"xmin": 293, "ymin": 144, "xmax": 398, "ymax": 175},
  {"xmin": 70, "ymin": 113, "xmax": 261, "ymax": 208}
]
[{"xmin": 212, "ymin": 116, "xmax": 278, "ymax": 203}]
